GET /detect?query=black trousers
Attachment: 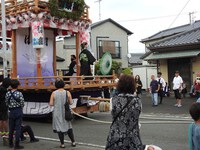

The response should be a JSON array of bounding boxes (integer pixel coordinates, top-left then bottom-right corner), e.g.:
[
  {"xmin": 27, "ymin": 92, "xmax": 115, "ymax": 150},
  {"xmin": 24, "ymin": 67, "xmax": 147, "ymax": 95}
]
[
  {"xmin": 57, "ymin": 129, "xmax": 75, "ymax": 145},
  {"xmin": 9, "ymin": 108, "xmax": 23, "ymax": 146},
  {"xmin": 21, "ymin": 125, "xmax": 35, "ymax": 141},
  {"xmin": 158, "ymin": 89, "xmax": 163, "ymax": 103},
  {"xmin": 174, "ymin": 89, "xmax": 181, "ymax": 99}
]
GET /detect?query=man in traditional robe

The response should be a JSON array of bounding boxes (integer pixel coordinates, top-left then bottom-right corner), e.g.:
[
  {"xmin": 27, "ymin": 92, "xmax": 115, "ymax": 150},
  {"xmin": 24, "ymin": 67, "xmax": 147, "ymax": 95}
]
[{"xmin": 79, "ymin": 42, "xmax": 96, "ymax": 76}]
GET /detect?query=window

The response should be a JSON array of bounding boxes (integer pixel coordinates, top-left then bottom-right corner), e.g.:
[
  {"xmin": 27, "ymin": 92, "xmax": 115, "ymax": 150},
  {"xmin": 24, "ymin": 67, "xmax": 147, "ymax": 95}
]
[{"xmin": 99, "ymin": 40, "xmax": 121, "ymax": 59}]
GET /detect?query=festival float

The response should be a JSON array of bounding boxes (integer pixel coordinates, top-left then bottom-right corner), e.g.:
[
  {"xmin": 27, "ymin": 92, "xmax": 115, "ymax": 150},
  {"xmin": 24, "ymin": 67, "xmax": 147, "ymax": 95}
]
[{"xmin": 0, "ymin": 0, "xmax": 116, "ymax": 117}]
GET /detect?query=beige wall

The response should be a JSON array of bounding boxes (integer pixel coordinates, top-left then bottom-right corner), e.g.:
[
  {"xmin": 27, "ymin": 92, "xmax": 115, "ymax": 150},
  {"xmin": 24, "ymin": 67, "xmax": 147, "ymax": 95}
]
[
  {"xmin": 91, "ymin": 22, "xmax": 129, "ymax": 68},
  {"xmin": 192, "ymin": 56, "xmax": 200, "ymax": 82},
  {"xmin": 159, "ymin": 60, "xmax": 168, "ymax": 83},
  {"xmin": 56, "ymin": 37, "xmax": 76, "ymax": 70}
]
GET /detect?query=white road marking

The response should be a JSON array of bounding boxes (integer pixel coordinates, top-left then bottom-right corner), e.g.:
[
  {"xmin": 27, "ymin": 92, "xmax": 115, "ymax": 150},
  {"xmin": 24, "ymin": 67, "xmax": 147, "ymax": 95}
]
[
  {"xmin": 98, "ymin": 112, "xmax": 191, "ymax": 120},
  {"xmin": 75, "ymin": 112, "xmax": 192, "ymax": 124},
  {"xmin": 35, "ymin": 136, "xmax": 105, "ymax": 149}
]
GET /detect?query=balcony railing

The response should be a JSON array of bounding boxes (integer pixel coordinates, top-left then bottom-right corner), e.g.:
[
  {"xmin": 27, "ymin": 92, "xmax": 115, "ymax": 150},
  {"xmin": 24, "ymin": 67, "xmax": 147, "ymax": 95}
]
[{"xmin": 15, "ymin": 75, "xmax": 117, "ymax": 91}]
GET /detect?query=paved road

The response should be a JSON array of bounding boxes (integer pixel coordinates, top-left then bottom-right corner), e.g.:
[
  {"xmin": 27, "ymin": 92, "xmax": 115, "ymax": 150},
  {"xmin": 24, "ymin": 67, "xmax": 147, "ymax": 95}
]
[
  {"xmin": 0, "ymin": 139, "xmax": 104, "ymax": 150},
  {"xmin": 0, "ymin": 93, "xmax": 196, "ymax": 150}
]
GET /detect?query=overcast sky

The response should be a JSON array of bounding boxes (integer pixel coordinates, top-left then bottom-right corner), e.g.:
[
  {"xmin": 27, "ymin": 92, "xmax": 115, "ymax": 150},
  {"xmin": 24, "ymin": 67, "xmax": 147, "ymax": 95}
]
[{"xmin": 85, "ymin": 0, "xmax": 200, "ymax": 53}]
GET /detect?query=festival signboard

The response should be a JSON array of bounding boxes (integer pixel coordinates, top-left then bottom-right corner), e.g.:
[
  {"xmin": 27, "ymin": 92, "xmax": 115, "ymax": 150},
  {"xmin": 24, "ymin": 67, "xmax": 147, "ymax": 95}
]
[{"xmin": 32, "ymin": 21, "xmax": 45, "ymax": 49}]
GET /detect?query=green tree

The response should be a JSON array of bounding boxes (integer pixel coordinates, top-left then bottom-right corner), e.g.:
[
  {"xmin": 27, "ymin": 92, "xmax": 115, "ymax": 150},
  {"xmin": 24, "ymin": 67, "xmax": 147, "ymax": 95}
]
[
  {"xmin": 95, "ymin": 60, "xmax": 122, "ymax": 75},
  {"xmin": 122, "ymin": 68, "xmax": 132, "ymax": 75}
]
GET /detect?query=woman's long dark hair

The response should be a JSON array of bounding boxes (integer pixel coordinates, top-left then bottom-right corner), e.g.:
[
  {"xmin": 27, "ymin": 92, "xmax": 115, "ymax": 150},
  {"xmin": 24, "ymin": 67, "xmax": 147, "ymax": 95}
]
[{"xmin": 135, "ymin": 75, "xmax": 141, "ymax": 82}]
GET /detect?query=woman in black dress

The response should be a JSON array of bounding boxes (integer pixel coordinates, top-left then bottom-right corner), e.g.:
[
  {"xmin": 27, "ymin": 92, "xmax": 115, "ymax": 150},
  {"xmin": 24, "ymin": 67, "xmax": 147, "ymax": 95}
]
[{"xmin": 135, "ymin": 75, "xmax": 143, "ymax": 97}]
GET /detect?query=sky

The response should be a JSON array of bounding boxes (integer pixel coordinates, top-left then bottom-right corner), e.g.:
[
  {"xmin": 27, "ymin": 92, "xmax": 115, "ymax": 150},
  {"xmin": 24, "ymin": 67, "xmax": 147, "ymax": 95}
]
[{"xmin": 85, "ymin": 0, "xmax": 200, "ymax": 53}]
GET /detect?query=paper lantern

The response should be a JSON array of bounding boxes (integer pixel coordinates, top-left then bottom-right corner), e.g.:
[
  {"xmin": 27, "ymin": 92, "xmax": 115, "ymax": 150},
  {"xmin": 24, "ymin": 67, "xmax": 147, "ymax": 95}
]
[
  {"xmin": 74, "ymin": 21, "xmax": 79, "ymax": 26},
  {"xmin": 59, "ymin": 18, "xmax": 64, "ymax": 23},
  {"xmin": 6, "ymin": 18, "xmax": 11, "ymax": 24},
  {"xmin": 17, "ymin": 15, "xmax": 23, "ymax": 22},
  {"xmin": 30, "ymin": 13, "xmax": 37, "ymax": 19},
  {"xmin": 10, "ymin": 17, "xmax": 16, "ymax": 23},
  {"xmin": 38, "ymin": 12, "xmax": 46, "ymax": 20},
  {"xmin": 23, "ymin": 14, "xmax": 29, "ymax": 20},
  {"xmin": 85, "ymin": 23, "xmax": 90, "ymax": 30}
]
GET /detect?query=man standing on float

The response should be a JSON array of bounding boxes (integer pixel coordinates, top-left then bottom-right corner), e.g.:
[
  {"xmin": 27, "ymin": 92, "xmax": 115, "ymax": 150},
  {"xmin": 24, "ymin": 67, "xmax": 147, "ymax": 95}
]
[{"xmin": 79, "ymin": 42, "xmax": 96, "ymax": 76}]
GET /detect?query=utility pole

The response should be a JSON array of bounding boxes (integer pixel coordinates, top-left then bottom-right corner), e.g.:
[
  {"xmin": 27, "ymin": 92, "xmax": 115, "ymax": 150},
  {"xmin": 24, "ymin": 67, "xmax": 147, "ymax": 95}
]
[
  {"xmin": 1, "ymin": 0, "xmax": 7, "ymax": 78},
  {"xmin": 95, "ymin": 0, "xmax": 102, "ymax": 20},
  {"xmin": 189, "ymin": 12, "xmax": 196, "ymax": 24}
]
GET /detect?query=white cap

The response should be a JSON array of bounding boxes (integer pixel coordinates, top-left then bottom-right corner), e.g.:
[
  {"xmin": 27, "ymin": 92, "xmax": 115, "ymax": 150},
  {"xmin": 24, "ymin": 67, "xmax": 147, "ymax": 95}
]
[{"xmin": 145, "ymin": 145, "xmax": 162, "ymax": 150}]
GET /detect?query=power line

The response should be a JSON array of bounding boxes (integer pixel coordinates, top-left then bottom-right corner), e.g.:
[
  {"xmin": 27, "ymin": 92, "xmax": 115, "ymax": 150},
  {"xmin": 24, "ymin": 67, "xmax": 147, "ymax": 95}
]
[
  {"xmin": 94, "ymin": 0, "xmax": 102, "ymax": 20},
  {"xmin": 117, "ymin": 13, "xmax": 189, "ymax": 22},
  {"xmin": 117, "ymin": 11, "xmax": 200, "ymax": 23},
  {"xmin": 168, "ymin": 0, "xmax": 192, "ymax": 28}
]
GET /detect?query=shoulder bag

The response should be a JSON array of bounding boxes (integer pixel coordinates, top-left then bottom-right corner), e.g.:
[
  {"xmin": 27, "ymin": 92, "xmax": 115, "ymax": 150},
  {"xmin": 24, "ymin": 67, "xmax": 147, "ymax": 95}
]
[
  {"xmin": 111, "ymin": 96, "xmax": 132, "ymax": 127},
  {"xmin": 64, "ymin": 91, "xmax": 73, "ymax": 121}
]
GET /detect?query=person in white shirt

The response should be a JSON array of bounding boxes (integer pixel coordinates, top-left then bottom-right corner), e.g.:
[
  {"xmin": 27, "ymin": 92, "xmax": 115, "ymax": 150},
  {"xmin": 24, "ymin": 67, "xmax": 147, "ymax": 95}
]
[
  {"xmin": 173, "ymin": 71, "xmax": 183, "ymax": 107},
  {"xmin": 157, "ymin": 72, "xmax": 166, "ymax": 104}
]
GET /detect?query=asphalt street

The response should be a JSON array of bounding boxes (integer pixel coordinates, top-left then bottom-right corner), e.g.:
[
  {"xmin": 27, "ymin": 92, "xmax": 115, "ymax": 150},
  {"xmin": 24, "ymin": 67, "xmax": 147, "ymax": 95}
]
[{"xmin": 0, "ymin": 93, "xmax": 197, "ymax": 150}]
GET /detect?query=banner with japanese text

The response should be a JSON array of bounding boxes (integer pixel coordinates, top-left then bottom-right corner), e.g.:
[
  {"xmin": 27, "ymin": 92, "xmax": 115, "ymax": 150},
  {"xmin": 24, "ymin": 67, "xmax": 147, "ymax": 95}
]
[
  {"xmin": 16, "ymin": 29, "xmax": 54, "ymax": 79},
  {"xmin": 32, "ymin": 21, "xmax": 45, "ymax": 49}
]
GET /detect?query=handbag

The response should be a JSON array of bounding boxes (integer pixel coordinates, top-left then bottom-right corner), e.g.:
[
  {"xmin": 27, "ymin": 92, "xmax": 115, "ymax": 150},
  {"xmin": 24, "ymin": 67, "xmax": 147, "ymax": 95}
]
[{"xmin": 64, "ymin": 91, "xmax": 73, "ymax": 121}]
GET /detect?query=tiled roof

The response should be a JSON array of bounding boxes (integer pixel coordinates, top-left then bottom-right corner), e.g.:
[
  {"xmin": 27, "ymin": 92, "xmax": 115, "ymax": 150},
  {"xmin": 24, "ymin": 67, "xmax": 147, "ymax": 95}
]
[
  {"xmin": 149, "ymin": 27, "xmax": 200, "ymax": 49},
  {"xmin": 91, "ymin": 18, "xmax": 133, "ymax": 35},
  {"xmin": 129, "ymin": 53, "xmax": 144, "ymax": 64},
  {"xmin": 144, "ymin": 50, "xmax": 200, "ymax": 60},
  {"xmin": 140, "ymin": 51, "xmax": 152, "ymax": 59},
  {"xmin": 141, "ymin": 20, "xmax": 200, "ymax": 42}
]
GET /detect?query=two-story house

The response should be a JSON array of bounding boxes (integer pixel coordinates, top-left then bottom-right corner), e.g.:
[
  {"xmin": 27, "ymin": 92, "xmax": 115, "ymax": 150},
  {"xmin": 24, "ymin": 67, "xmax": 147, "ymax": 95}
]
[{"xmin": 56, "ymin": 18, "xmax": 133, "ymax": 72}]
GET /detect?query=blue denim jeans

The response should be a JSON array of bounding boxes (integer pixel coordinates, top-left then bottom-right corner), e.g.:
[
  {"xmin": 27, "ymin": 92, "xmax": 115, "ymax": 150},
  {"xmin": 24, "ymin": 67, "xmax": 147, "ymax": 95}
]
[
  {"xmin": 151, "ymin": 93, "xmax": 158, "ymax": 105},
  {"xmin": 9, "ymin": 108, "xmax": 23, "ymax": 145}
]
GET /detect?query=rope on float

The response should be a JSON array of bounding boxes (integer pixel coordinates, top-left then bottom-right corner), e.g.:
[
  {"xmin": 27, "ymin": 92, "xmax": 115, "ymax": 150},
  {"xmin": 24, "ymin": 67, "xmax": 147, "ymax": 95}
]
[
  {"xmin": 72, "ymin": 111, "xmax": 111, "ymax": 124},
  {"xmin": 72, "ymin": 111, "xmax": 192, "ymax": 124},
  {"xmin": 72, "ymin": 98, "xmax": 192, "ymax": 124}
]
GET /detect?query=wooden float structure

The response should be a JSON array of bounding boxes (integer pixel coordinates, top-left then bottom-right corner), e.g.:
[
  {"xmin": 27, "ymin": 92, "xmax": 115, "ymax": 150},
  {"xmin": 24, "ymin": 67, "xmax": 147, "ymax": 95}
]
[
  {"xmin": 17, "ymin": 75, "xmax": 116, "ymax": 91},
  {"xmin": 0, "ymin": 0, "xmax": 116, "ymax": 116}
]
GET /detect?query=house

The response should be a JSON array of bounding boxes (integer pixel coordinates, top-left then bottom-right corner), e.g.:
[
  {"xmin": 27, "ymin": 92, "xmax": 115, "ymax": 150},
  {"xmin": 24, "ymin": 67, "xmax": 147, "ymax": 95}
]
[
  {"xmin": 128, "ymin": 53, "xmax": 144, "ymax": 66},
  {"xmin": 141, "ymin": 20, "xmax": 200, "ymax": 89},
  {"xmin": 141, "ymin": 20, "xmax": 200, "ymax": 51},
  {"xmin": 56, "ymin": 18, "xmax": 133, "ymax": 71},
  {"xmin": 91, "ymin": 18, "xmax": 133, "ymax": 68},
  {"xmin": 56, "ymin": 36, "xmax": 76, "ymax": 74},
  {"xmin": 128, "ymin": 53, "xmax": 157, "ymax": 90}
]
